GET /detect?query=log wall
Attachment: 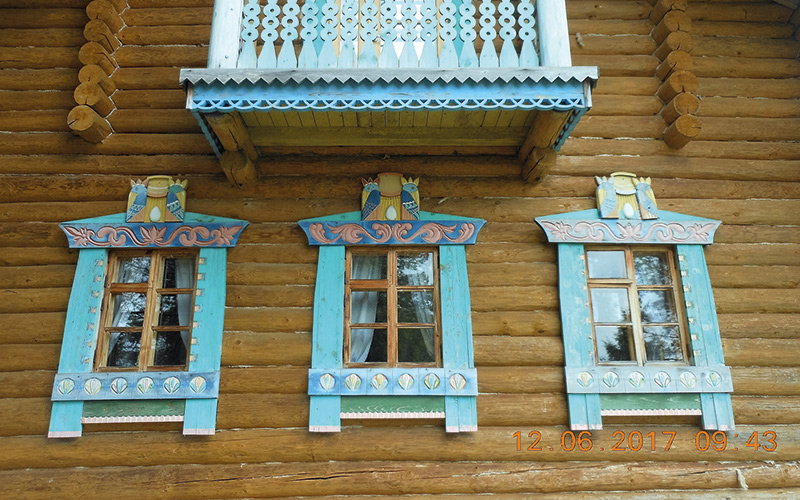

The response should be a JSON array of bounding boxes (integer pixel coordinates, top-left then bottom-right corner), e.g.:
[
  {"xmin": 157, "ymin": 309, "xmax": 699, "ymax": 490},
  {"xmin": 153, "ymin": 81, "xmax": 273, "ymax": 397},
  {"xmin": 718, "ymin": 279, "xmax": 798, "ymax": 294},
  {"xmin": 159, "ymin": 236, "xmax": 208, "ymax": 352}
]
[{"xmin": 0, "ymin": 0, "xmax": 798, "ymax": 498}]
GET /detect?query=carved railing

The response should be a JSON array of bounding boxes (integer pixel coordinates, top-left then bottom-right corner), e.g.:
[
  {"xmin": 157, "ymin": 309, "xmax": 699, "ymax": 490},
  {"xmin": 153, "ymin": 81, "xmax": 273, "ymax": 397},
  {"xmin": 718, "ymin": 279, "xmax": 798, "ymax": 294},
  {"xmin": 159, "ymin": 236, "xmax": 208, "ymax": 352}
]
[{"xmin": 207, "ymin": 0, "xmax": 572, "ymax": 69}]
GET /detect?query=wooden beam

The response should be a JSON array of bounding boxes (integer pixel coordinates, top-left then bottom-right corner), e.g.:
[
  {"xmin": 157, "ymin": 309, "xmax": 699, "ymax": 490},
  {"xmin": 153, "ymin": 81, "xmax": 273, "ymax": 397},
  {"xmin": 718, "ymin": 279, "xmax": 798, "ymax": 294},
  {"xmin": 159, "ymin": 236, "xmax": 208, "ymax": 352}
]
[
  {"xmin": 521, "ymin": 146, "xmax": 556, "ymax": 185},
  {"xmin": 517, "ymin": 111, "xmax": 570, "ymax": 184},
  {"xmin": 73, "ymin": 82, "xmax": 114, "ymax": 117},
  {"xmin": 660, "ymin": 92, "xmax": 700, "ymax": 124},
  {"xmin": 78, "ymin": 65, "xmax": 115, "ymax": 96},
  {"xmin": 205, "ymin": 112, "xmax": 259, "ymax": 187},
  {"xmin": 220, "ymin": 151, "xmax": 258, "ymax": 189},
  {"xmin": 655, "ymin": 50, "xmax": 693, "ymax": 80}
]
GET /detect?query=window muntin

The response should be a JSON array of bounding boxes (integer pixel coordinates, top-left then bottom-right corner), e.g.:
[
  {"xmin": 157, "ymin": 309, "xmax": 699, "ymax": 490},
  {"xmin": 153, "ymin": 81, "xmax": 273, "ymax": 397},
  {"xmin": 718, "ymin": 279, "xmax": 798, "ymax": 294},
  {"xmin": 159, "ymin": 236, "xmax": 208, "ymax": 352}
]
[
  {"xmin": 345, "ymin": 247, "xmax": 441, "ymax": 367},
  {"xmin": 96, "ymin": 250, "xmax": 197, "ymax": 371},
  {"xmin": 586, "ymin": 247, "xmax": 688, "ymax": 365}
]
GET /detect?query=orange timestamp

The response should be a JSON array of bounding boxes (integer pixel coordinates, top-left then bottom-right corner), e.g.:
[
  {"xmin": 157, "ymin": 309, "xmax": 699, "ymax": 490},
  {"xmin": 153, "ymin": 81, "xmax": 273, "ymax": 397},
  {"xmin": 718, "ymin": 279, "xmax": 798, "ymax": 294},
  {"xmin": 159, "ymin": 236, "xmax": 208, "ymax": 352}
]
[{"xmin": 512, "ymin": 430, "xmax": 778, "ymax": 452}]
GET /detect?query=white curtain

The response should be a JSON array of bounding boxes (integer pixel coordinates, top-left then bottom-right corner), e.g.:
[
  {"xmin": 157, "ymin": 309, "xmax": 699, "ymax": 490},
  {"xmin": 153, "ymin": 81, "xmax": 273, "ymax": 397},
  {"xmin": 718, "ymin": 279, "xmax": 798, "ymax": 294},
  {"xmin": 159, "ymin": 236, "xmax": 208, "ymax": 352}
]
[
  {"xmin": 349, "ymin": 256, "xmax": 382, "ymax": 363},
  {"xmin": 174, "ymin": 258, "xmax": 194, "ymax": 349},
  {"xmin": 402, "ymin": 253, "xmax": 435, "ymax": 359}
]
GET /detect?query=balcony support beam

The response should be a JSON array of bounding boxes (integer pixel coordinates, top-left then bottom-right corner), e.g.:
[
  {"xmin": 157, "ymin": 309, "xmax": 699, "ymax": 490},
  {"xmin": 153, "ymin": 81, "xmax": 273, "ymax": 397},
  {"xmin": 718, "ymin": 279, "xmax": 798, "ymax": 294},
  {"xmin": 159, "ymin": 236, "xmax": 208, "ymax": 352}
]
[
  {"xmin": 205, "ymin": 112, "xmax": 259, "ymax": 187},
  {"xmin": 537, "ymin": 0, "xmax": 572, "ymax": 66},
  {"xmin": 208, "ymin": 0, "xmax": 244, "ymax": 69},
  {"xmin": 518, "ymin": 110, "xmax": 570, "ymax": 184}
]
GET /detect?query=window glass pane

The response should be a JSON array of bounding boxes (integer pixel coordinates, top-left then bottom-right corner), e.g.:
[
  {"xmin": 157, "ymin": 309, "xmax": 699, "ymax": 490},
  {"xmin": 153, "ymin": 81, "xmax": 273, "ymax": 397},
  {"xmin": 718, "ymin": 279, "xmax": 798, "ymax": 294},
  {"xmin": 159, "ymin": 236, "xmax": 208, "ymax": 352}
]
[
  {"xmin": 643, "ymin": 326, "xmax": 684, "ymax": 362},
  {"xmin": 398, "ymin": 328, "xmax": 436, "ymax": 363},
  {"xmin": 110, "ymin": 292, "xmax": 147, "ymax": 327},
  {"xmin": 162, "ymin": 257, "xmax": 195, "ymax": 288},
  {"xmin": 398, "ymin": 291, "xmax": 435, "ymax": 323},
  {"xmin": 116, "ymin": 256, "xmax": 150, "ymax": 283},
  {"xmin": 350, "ymin": 328, "xmax": 387, "ymax": 363},
  {"xmin": 153, "ymin": 330, "xmax": 188, "ymax": 366},
  {"xmin": 587, "ymin": 250, "xmax": 627, "ymax": 279},
  {"xmin": 352, "ymin": 254, "xmax": 387, "ymax": 280},
  {"xmin": 634, "ymin": 252, "xmax": 672, "ymax": 285},
  {"xmin": 158, "ymin": 294, "xmax": 193, "ymax": 326},
  {"xmin": 106, "ymin": 331, "xmax": 141, "ymax": 367},
  {"xmin": 351, "ymin": 291, "xmax": 387, "ymax": 323},
  {"xmin": 590, "ymin": 288, "xmax": 631, "ymax": 323},
  {"xmin": 638, "ymin": 290, "xmax": 678, "ymax": 323},
  {"xmin": 397, "ymin": 252, "xmax": 434, "ymax": 286},
  {"xmin": 595, "ymin": 326, "xmax": 634, "ymax": 362}
]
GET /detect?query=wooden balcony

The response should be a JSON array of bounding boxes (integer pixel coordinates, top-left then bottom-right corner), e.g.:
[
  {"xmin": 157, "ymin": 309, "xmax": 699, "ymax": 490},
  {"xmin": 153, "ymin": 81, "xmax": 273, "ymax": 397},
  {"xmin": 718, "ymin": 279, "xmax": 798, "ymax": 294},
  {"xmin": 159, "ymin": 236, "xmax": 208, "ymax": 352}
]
[{"xmin": 180, "ymin": 0, "xmax": 597, "ymax": 185}]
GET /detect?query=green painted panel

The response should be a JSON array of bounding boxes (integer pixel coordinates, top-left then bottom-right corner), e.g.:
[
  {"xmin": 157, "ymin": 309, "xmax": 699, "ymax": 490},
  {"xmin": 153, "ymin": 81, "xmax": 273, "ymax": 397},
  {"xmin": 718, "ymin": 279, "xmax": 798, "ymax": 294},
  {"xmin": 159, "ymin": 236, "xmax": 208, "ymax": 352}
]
[
  {"xmin": 341, "ymin": 396, "xmax": 445, "ymax": 414},
  {"xmin": 601, "ymin": 394, "xmax": 701, "ymax": 412},
  {"xmin": 83, "ymin": 400, "xmax": 186, "ymax": 418}
]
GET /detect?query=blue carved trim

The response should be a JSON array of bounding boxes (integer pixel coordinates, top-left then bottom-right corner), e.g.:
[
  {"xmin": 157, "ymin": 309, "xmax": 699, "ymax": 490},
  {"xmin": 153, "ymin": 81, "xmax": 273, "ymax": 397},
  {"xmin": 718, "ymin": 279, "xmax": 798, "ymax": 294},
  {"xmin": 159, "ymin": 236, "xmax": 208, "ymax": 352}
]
[
  {"xmin": 299, "ymin": 211, "xmax": 485, "ymax": 246},
  {"xmin": 52, "ymin": 371, "xmax": 219, "ymax": 401},
  {"xmin": 61, "ymin": 212, "xmax": 249, "ymax": 248},
  {"xmin": 535, "ymin": 210, "xmax": 720, "ymax": 245},
  {"xmin": 565, "ymin": 366, "xmax": 733, "ymax": 394},
  {"xmin": 191, "ymin": 110, "xmax": 222, "ymax": 158},
  {"xmin": 183, "ymin": 68, "xmax": 593, "ymax": 113},
  {"xmin": 308, "ymin": 368, "xmax": 478, "ymax": 396}
]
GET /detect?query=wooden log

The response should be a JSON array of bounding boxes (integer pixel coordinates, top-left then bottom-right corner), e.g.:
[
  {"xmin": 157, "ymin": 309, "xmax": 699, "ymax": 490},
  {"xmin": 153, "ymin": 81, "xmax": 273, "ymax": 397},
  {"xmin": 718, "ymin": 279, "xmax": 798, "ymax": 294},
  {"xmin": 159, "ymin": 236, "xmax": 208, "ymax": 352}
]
[
  {"xmin": 0, "ymin": 69, "xmax": 78, "ymax": 91},
  {"xmin": 0, "ymin": 312, "xmax": 66, "ymax": 344},
  {"xmin": 656, "ymin": 70, "xmax": 699, "ymax": 102},
  {"xmin": 220, "ymin": 150, "xmax": 258, "ymax": 188},
  {"xmin": 66, "ymin": 105, "xmax": 112, "ymax": 143},
  {"xmin": 113, "ymin": 45, "xmax": 207, "ymax": 68},
  {"xmin": 205, "ymin": 112, "xmax": 259, "ymax": 162},
  {"xmin": 73, "ymin": 82, "xmax": 114, "ymax": 117},
  {"xmin": 691, "ymin": 3, "xmax": 792, "ymax": 23},
  {"xmin": 1, "ymin": 426, "xmax": 800, "ymax": 468},
  {"xmin": 572, "ymin": 115, "xmax": 665, "ymax": 139},
  {"xmin": 571, "ymin": 54, "xmax": 659, "ymax": 77},
  {"xmin": 0, "ymin": 28, "xmax": 85, "ymax": 47},
  {"xmin": 589, "ymin": 95, "xmax": 662, "ymax": 116},
  {"xmin": 0, "ymin": 91, "xmax": 74, "ymax": 112},
  {"xmin": 694, "ymin": 56, "xmax": 800, "ymax": 79},
  {"xmin": 0, "ymin": 8, "xmax": 88, "ymax": 29},
  {"xmin": 660, "ymin": 92, "xmax": 701, "ymax": 124},
  {"xmin": 691, "ymin": 36, "xmax": 799, "ymax": 59},
  {"xmin": 86, "ymin": 0, "xmax": 124, "ymax": 33},
  {"xmin": 117, "ymin": 25, "xmax": 210, "ymax": 46},
  {"xmin": 521, "ymin": 146, "xmax": 556, "ymax": 184},
  {"xmin": 698, "ymin": 77, "xmax": 800, "ymax": 99},
  {"xmin": 83, "ymin": 19, "xmax": 121, "ymax": 53},
  {"xmin": 693, "ymin": 20, "xmax": 795, "ymax": 38},
  {"xmin": 654, "ymin": 30, "xmax": 694, "ymax": 59},
  {"xmin": 0, "ymin": 48, "xmax": 80, "ymax": 70},
  {"xmin": 518, "ymin": 111, "xmax": 570, "ymax": 161},
  {"xmin": 78, "ymin": 42, "xmax": 117, "ymax": 76},
  {"xmin": 107, "ymin": 109, "xmax": 198, "ymax": 133},
  {"xmin": 0, "ymin": 110, "xmax": 68, "ymax": 132},
  {"xmin": 122, "ymin": 6, "xmax": 212, "ymax": 27},
  {"xmin": 655, "ymin": 50, "xmax": 693, "ymax": 80},
  {"xmin": 78, "ymin": 65, "xmax": 115, "ymax": 96},
  {"xmin": 700, "ymin": 117, "xmax": 800, "ymax": 142},
  {"xmin": 110, "ymin": 89, "xmax": 185, "ymax": 109},
  {"xmin": 652, "ymin": 11, "xmax": 692, "ymax": 44},
  {"xmin": 570, "ymin": 34, "xmax": 657, "ymax": 56},
  {"xmin": 568, "ymin": 19, "xmax": 654, "ymax": 36},
  {"xmin": 566, "ymin": 1, "xmax": 652, "ymax": 21},
  {"xmin": 698, "ymin": 96, "xmax": 800, "ymax": 118},
  {"xmin": 649, "ymin": 0, "xmax": 688, "ymax": 24},
  {"xmin": 107, "ymin": 0, "xmax": 129, "ymax": 13}
]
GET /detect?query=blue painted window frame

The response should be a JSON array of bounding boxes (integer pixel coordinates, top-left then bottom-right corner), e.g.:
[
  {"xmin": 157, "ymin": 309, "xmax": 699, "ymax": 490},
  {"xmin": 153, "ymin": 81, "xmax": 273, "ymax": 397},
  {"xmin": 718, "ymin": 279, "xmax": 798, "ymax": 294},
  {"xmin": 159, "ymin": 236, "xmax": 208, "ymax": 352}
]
[
  {"xmin": 49, "ymin": 212, "xmax": 247, "ymax": 438},
  {"xmin": 299, "ymin": 211, "xmax": 485, "ymax": 432},
  {"xmin": 536, "ymin": 209, "xmax": 735, "ymax": 431}
]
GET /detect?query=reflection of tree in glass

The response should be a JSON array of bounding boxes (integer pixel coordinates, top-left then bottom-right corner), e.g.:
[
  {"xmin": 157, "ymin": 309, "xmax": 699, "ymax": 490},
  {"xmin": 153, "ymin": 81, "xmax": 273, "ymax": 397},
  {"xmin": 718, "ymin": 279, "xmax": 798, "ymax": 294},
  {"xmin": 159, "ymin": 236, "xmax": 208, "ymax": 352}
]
[
  {"xmin": 154, "ymin": 332, "xmax": 187, "ymax": 365},
  {"xmin": 639, "ymin": 290, "xmax": 676, "ymax": 323},
  {"xmin": 399, "ymin": 328, "xmax": 435, "ymax": 362},
  {"xmin": 108, "ymin": 332, "xmax": 141, "ymax": 367},
  {"xmin": 634, "ymin": 253, "xmax": 670, "ymax": 285},
  {"xmin": 644, "ymin": 327, "xmax": 683, "ymax": 361},
  {"xmin": 398, "ymin": 252, "xmax": 433, "ymax": 286},
  {"xmin": 114, "ymin": 292, "xmax": 146, "ymax": 327},
  {"xmin": 118, "ymin": 257, "xmax": 150, "ymax": 283},
  {"xmin": 601, "ymin": 329, "xmax": 631, "ymax": 362}
]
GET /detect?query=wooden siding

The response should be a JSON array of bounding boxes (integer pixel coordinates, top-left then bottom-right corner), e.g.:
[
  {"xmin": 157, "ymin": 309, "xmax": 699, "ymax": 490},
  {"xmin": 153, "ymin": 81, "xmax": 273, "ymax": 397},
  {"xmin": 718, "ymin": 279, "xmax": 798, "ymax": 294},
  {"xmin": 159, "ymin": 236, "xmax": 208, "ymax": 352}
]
[{"xmin": 0, "ymin": 0, "xmax": 799, "ymax": 498}]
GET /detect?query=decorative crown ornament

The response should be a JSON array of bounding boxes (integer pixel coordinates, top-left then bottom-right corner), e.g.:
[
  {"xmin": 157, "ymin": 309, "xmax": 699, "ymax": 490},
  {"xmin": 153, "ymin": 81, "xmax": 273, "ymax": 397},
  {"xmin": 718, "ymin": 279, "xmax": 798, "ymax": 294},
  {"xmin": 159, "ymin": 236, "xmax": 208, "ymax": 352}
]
[
  {"xmin": 361, "ymin": 172, "xmax": 420, "ymax": 221},
  {"xmin": 126, "ymin": 175, "xmax": 188, "ymax": 223},
  {"xmin": 595, "ymin": 172, "xmax": 659, "ymax": 220}
]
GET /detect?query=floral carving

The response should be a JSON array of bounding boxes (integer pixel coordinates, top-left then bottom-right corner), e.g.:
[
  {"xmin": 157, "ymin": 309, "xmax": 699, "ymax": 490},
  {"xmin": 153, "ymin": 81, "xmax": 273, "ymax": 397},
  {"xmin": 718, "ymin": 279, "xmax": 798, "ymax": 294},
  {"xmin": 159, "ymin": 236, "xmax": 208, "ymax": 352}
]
[
  {"xmin": 539, "ymin": 220, "xmax": 718, "ymax": 244},
  {"xmin": 307, "ymin": 221, "xmax": 477, "ymax": 245},
  {"xmin": 62, "ymin": 224, "xmax": 245, "ymax": 248}
]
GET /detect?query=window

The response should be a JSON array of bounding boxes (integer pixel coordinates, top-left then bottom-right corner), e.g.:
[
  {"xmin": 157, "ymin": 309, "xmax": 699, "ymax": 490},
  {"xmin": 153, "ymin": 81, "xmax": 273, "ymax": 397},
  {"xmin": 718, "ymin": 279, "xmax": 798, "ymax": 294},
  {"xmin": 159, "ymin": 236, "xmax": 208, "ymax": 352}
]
[
  {"xmin": 536, "ymin": 173, "xmax": 734, "ymax": 431},
  {"xmin": 586, "ymin": 247, "xmax": 688, "ymax": 365},
  {"xmin": 49, "ymin": 176, "xmax": 248, "ymax": 438},
  {"xmin": 97, "ymin": 251, "xmax": 197, "ymax": 371},
  {"xmin": 345, "ymin": 248, "xmax": 440, "ymax": 367},
  {"xmin": 299, "ymin": 180, "xmax": 485, "ymax": 433}
]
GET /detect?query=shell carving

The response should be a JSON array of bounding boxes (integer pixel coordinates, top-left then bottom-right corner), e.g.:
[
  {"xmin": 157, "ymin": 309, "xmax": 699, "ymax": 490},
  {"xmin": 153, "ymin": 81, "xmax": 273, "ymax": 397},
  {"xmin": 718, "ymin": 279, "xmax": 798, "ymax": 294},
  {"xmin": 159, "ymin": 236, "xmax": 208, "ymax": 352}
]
[
  {"xmin": 654, "ymin": 372, "xmax": 671, "ymax": 388},
  {"xmin": 449, "ymin": 373, "xmax": 466, "ymax": 391},
  {"xmin": 628, "ymin": 372, "xmax": 646, "ymax": 388},
  {"xmin": 371, "ymin": 373, "xmax": 388, "ymax": 390},
  {"xmin": 190, "ymin": 376, "xmax": 207, "ymax": 393},
  {"xmin": 84, "ymin": 378, "xmax": 102, "ymax": 395},
  {"xmin": 706, "ymin": 371, "xmax": 722, "ymax": 387},
  {"xmin": 423, "ymin": 373, "xmax": 440, "ymax": 390},
  {"xmin": 397, "ymin": 373, "xmax": 414, "ymax": 391},
  {"xmin": 602, "ymin": 371, "xmax": 619, "ymax": 388},
  {"xmin": 137, "ymin": 377, "xmax": 154, "ymax": 394},
  {"xmin": 163, "ymin": 376, "xmax": 181, "ymax": 394},
  {"xmin": 344, "ymin": 373, "xmax": 362, "ymax": 391},
  {"xmin": 319, "ymin": 373, "xmax": 336, "ymax": 391},
  {"xmin": 110, "ymin": 377, "xmax": 128, "ymax": 395},
  {"xmin": 577, "ymin": 371, "xmax": 594, "ymax": 388},
  {"xmin": 680, "ymin": 371, "xmax": 697, "ymax": 388},
  {"xmin": 57, "ymin": 378, "xmax": 75, "ymax": 396}
]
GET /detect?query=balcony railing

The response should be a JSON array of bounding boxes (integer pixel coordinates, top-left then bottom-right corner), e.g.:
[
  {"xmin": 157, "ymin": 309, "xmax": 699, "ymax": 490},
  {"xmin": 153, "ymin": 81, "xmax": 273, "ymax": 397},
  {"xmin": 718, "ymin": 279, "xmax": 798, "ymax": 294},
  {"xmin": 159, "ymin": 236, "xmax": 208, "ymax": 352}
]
[{"xmin": 208, "ymin": 0, "xmax": 573, "ymax": 69}]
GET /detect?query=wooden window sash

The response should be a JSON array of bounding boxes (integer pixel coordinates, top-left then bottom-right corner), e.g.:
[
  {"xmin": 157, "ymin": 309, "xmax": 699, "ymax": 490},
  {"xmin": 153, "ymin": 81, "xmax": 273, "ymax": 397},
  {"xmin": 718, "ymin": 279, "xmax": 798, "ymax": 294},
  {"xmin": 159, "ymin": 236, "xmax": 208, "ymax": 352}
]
[
  {"xmin": 586, "ymin": 246, "xmax": 689, "ymax": 367},
  {"xmin": 345, "ymin": 247, "xmax": 441, "ymax": 368},
  {"xmin": 95, "ymin": 250, "xmax": 197, "ymax": 372}
]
